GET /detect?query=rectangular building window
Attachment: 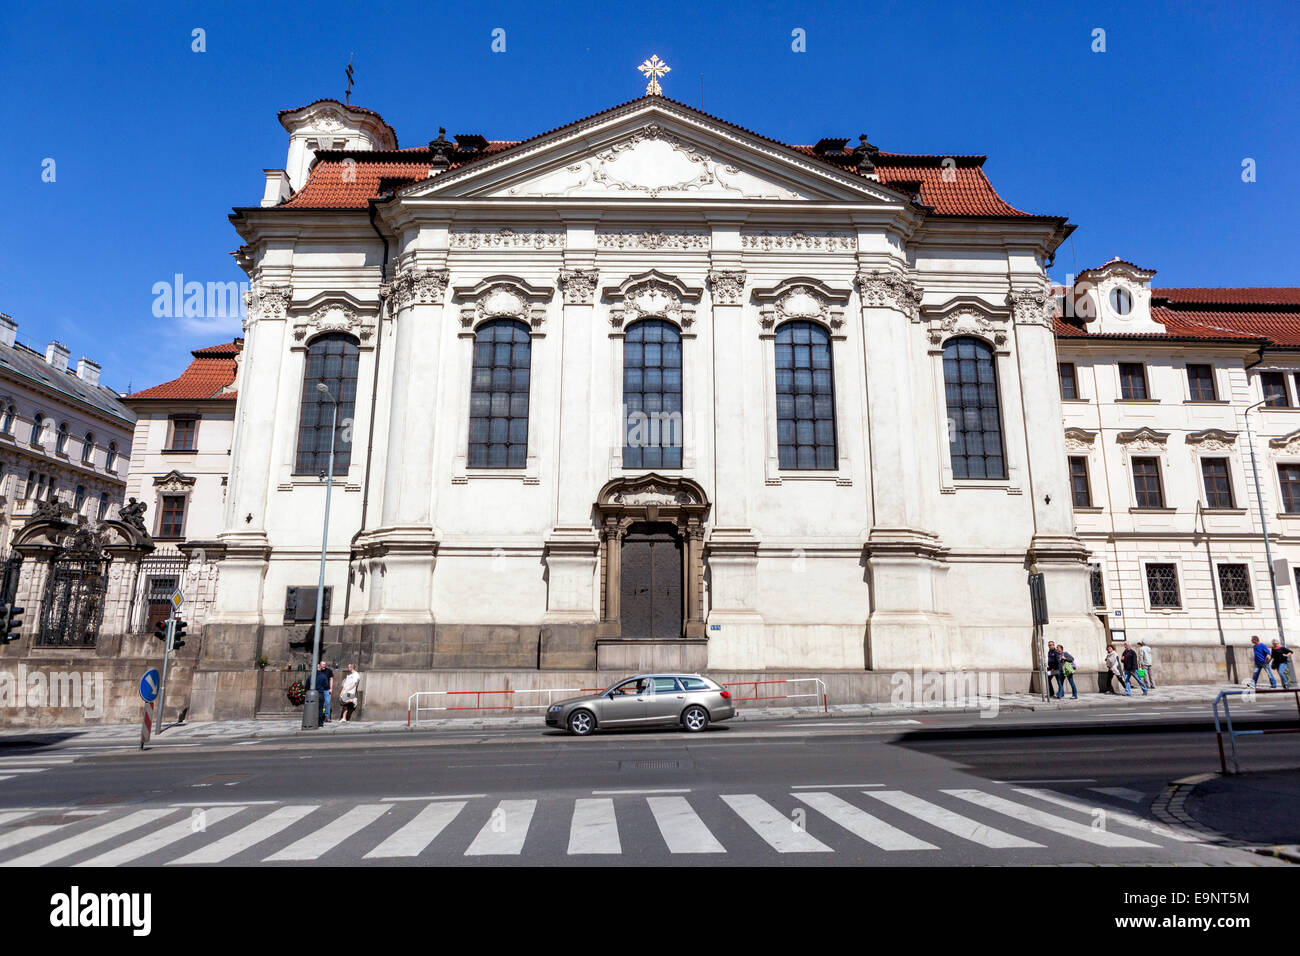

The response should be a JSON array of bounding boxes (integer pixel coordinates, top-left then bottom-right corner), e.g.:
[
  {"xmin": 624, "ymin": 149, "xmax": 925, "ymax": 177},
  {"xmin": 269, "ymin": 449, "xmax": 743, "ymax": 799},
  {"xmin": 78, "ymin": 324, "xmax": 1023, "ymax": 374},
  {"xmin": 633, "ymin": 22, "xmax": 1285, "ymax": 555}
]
[
  {"xmin": 1058, "ymin": 362, "xmax": 1078, "ymax": 400},
  {"xmin": 1200, "ymin": 457, "xmax": 1235, "ymax": 509},
  {"xmin": 1186, "ymin": 364, "xmax": 1217, "ymax": 401},
  {"xmin": 1262, "ymin": 371, "xmax": 1290, "ymax": 407},
  {"xmin": 1089, "ymin": 564, "xmax": 1105, "ymax": 608},
  {"xmin": 1131, "ymin": 456, "xmax": 1165, "ymax": 509},
  {"xmin": 1146, "ymin": 563, "xmax": 1181, "ymax": 608},
  {"xmin": 1119, "ymin": 363, "xmax": 1149, "ymax": 400},
  {"xmin": 1280, "ymin": 464, "xmax": 1300, "ymax": 514},
  {"xmin": 1217, "ymin": 564, "xmax": 1254, "ymax": 608},
  {"xmin": 168, "ymin": 418, "xmax": 197, "ymax": 451},
  {"xmin": 158, "ymin": 495, "xmax": 186, "ymax": 538},
  {"xmin": 1069, "ymin": 456, "xmax": 1092, "ymax": 507}
]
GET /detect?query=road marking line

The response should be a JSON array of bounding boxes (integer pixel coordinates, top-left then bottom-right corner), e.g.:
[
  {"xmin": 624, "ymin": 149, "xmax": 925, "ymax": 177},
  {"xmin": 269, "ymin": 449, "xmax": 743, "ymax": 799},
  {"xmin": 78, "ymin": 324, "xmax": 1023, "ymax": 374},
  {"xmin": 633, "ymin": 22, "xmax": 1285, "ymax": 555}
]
[
  {"xmin": 1089, "ymin": 787, "xmax": 1146, "ymax": 803},
  {"xmin": 265, "ymin": 804, "xmax": 390, "ymax": 861},
  {"xmin": 77, "ymin": 806, "xmax": 246, "ymax": 867},
  {"xmin": 170, "ymin": 800, "xmax": 277, "ymax": 808},
  {"xmin": 791, "ymin": 784, "xmax": 884, "ymax": 790},
  {"xmin": 1014, "ymin": 789, "xmax": 1199, "ymax": 843},
  {"xmin": 863, "ymin": 790, "xmax": 1043, "ymax": 848},
  {"xmin": 3, "ymin": 808, "xmax": 177, "ymax": 867},
  {"xmin": 721, "ymin": 794, "xmax": 832, "ymax": 853},
  {"xmin": 365, "ymin": 802, "xmax": 466, "ymax": 858},
  {"xmin": 647, "ymin": 796, "xmax": 726, "ymax": 854},
  {"xmin": 992, "ymin": 778, "xmax": 1096, "ymax": 784},
  {"xmin": 591, "ymin": 788, "xmax": 691, "ymax": 795},
  {"xmin": 0, "ymin": 757, "xmax": 75, "ymax": 765},
  {"xmin": 464, "ymin": 800, "xmax": 536, "ymax": 856},
  {"xmin": 0, "ymin": 769, "xmax": 49, "ymax": 774},
  {"xmin": 168, "ymin": 805, "xmax": 317, "ymax": 865},
  {"xmin": 0, "ymin": 811, "xmax": 35, "ymax": 827},
  {"xmin": 0, "ymin": 824, "xmax": 69, "ymax": 854},
  {"xmin": 382, "ymin": 794, "xmax": 486, "ymax": 802},
  {"xmin": 943, "ymin": 790, "xmax": 1157, "ymax": 848},
  {"xmin": 568, "ymin": 799, "xmax": 621, "ymax": 855},
  {"xmin": 794, "ymin": 792, "xmax": 937, "ymax": 851},
  {"xmin": 0, "ymin": 777, "xmax": 14, "ymax": 784}
]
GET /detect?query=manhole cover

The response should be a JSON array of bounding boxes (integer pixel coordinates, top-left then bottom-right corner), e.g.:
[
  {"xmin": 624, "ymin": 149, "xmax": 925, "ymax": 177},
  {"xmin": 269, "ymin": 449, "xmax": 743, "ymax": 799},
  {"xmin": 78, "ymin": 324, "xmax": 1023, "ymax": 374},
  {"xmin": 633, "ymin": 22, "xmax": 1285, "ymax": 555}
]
[{"xmin": 621, "ymin": 760, "xmax": 680, "ymax": 770}]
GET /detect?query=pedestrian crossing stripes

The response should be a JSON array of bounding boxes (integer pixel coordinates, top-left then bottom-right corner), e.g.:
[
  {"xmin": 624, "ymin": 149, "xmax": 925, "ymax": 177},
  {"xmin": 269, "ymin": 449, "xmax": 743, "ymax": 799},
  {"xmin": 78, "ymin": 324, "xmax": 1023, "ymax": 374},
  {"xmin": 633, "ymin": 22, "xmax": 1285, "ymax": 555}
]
[{"xmin": 0, "ymin": 785, "xmax": 1209, "ymax": 866}]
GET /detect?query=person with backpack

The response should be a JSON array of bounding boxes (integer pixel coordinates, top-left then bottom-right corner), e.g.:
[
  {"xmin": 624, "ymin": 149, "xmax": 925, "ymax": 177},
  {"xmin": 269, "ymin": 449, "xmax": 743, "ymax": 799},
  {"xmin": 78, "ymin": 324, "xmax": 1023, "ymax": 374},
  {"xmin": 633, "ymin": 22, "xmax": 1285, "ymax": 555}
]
[
  {"xmin": 1121, "ymin": 642, "xmax": 1148, "ymax": 696},
  {"xmin": 1138, "ymin": 641, "xmax": 1155, "ymax": 688},
  {"xmin": 1250, "ymin": 635, "xmax": 1276, "ymax": 688},
  {"xmin": 1056, "ymin": 645, "xmax": 1078, "ymax": 699}
]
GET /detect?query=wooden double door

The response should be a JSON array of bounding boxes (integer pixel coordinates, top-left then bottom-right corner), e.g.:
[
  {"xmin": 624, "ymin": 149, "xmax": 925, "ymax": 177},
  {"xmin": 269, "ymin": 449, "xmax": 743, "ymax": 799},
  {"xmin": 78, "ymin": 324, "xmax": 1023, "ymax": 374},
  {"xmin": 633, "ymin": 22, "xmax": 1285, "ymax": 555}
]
[{"xmin": 619, "ymin": 523, "xmax": 684, "ymax": 639}]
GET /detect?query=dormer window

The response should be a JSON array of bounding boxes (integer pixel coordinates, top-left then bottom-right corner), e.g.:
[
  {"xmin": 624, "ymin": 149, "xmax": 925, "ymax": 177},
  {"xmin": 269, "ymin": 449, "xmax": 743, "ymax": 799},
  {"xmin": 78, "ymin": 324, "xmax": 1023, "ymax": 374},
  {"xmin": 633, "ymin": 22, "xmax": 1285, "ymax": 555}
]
[{"xmin": 1109, "ymin": 287, "xmax": 1132, "ymax": 316}]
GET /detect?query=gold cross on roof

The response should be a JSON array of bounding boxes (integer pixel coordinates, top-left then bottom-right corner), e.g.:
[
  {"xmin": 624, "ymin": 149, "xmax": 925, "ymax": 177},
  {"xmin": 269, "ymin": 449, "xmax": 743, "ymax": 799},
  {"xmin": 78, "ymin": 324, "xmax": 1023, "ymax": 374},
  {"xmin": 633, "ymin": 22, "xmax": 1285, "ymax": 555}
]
[{"xmin": 638, "ymin": 55, "xmax": 670, "ymax": 96}]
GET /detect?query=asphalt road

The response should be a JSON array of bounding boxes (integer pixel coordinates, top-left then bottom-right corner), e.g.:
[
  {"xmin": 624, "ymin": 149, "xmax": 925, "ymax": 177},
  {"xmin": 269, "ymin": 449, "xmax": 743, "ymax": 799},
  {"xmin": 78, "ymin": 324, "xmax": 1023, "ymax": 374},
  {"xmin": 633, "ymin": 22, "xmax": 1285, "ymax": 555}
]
[{"xmin": 1, "ymin": 701, "xmax": 1297, "ymax": 867}]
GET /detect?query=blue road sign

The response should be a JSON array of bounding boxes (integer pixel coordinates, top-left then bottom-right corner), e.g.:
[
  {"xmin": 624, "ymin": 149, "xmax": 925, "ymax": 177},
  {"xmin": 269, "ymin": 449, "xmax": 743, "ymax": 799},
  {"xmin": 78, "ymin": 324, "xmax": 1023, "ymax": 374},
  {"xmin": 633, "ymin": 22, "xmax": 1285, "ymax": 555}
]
[{"xmin": 140, "ymin": 668, "xmax": 160, "ymax": 703}]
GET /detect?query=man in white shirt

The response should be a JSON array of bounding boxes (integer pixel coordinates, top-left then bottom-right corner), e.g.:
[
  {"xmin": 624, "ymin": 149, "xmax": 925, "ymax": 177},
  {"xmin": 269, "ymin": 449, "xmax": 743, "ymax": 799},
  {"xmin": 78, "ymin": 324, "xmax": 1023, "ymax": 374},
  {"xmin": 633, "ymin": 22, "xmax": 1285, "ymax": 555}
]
[{"xmin": 1137, "ymin": 642, "xmax": 1155, "ymax": 688}]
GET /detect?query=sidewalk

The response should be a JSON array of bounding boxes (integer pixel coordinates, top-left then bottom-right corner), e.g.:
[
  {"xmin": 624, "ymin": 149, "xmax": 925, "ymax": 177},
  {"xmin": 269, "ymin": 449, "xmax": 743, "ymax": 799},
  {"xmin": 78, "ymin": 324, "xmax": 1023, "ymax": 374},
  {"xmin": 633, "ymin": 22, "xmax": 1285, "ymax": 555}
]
[
  {"xmin": 0, "ymin": 680, "xmax": 1265, "ymax": 746},
  {"xmin": 1180, "ymin": 769, "xmax": 1300, "ymax": 862}
]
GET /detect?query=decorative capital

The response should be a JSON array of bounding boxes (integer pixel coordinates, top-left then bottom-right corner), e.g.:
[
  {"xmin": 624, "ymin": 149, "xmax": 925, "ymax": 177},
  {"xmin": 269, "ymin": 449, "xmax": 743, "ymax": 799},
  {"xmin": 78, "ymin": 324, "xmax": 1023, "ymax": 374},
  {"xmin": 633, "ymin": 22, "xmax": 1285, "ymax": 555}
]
[
  {"xmin": 708, "ymin": 270, "xmax": 747, "ymax": 305},
  {"xmin": 244, "ymin": 283, "xmax": 293, "ymax": 323},
  {"xmin": 856, "ymin": 270, "xmax": 923, "ymax": 320},
  {"xmin": 559, "ymin": 268, "xmax": 599, "ymax": 304},
  {"xmin": 391, "ymin": 267, "xmax": 450, "ymax": 309},
  {"xmin": 1008, "ymin": 285, "xmax": 1057, "ymax": 328}
]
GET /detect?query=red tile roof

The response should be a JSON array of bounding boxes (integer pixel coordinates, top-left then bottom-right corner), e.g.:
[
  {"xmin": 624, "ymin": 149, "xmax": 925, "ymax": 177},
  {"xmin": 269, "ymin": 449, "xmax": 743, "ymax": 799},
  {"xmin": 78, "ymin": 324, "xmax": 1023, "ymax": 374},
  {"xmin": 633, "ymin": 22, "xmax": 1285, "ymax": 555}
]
[
  {"xmin": 1056, "ymin": 287, "xmax": 1300, "ymax": 346},
  {"xmin": 127, "ymin": 339, "xmax": 243, "ymax": 400},
  {"xmin": 1153, "ymin": 288, "xmax": 1300, "ymax": 307},
  {"xmin": 272, "ymin": 97, "xmax": 1055, "ymax": 219}
]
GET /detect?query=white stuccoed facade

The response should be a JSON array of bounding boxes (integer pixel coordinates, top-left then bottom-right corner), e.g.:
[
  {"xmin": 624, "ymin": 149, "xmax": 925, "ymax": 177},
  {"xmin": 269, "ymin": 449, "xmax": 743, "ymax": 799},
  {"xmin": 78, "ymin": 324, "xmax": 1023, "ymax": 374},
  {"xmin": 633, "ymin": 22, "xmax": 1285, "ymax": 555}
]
[{"xmin": 196, "ymin": 94, "xmax": 1104, "ymax": 720}]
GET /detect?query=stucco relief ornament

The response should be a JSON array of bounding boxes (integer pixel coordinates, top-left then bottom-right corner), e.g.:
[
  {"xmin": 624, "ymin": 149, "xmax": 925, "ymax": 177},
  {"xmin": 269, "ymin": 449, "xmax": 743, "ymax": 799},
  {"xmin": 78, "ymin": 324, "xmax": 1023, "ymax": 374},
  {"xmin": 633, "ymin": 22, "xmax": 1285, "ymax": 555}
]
[
  {"xmin": 855, "ymin": 271, "xmax": 923, "ymax": 321},
  {"xmin": 596, "ymin": 229, "xmax": 709, "ymax": 250},
  {"xmin": 1186, "ymin": 429, "xmax": 1237, "ymax": 453},
  {"xmin": 760, "ymin": 285, "xmax": 842, "ymax": 332},
  {"xmin": 928, "ymin": 308, "xmax": 1005, "ymax": 347},
  {"xmin": 1064, "ymin": 428, "xmax": 1097, "ymax": 454},
  {"xmin": 613, "ymin": 280, "xmax": 692, "ymax": 329},
  {"xmin": 461, "ymin": 285, "xmax": 546, "ymax": 330},
  {"xmin": 708, "ymin": 270, "xmax": 747, "ymax": 306},
  {"xmin": 450, "ymin": 227, "xmax": 565, "ymax": 250},
  {"xmin": 303, "ymin": 108, "xmax": 346, "ymax": 132},
  {"xmin": 1117, "ymin": 427, "xmax": 1169, "ymax": 454},
  {"xmin": 1008, "ymin": 286, "xmax": 1057, "ymax": 328},
  {"xmin": 559, "ymin": 268, "xmax": 599, "ymax": 304},
  {"xmin": 294, "ymin": 302, "xmax": 375, "ymax": 343},
  {"xmin": 244, "ymin": 283, "xmax": 293, "ymax": 323},
  {"xmin": 391, "ymin": 268, "xmax": 450, "ymax": 309}
]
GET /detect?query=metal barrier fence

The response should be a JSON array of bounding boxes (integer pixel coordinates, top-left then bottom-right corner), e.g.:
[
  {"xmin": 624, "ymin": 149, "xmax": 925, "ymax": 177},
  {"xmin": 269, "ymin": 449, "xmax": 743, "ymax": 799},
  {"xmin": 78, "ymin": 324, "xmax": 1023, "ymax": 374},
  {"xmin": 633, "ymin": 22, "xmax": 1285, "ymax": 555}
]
[
  {"xmin": 1212, "ymin": 687, "xmax": 1300, "ymax": 774},
  {"xmin": 407, "ymin": 688, "xmax": 603, "ymax": 726},
  {"xmin": 722, "ymin": 677, "xmax": 828, "ymax": 713}
]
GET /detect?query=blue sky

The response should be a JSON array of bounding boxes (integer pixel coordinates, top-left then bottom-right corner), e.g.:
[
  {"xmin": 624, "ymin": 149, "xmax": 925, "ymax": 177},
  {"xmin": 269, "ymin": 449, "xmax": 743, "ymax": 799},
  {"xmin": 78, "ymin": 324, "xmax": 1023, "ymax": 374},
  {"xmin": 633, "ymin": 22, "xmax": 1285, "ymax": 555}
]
[{"xmin": 1, "ymin": 0, "xmax": 1297, "ymax": 392}]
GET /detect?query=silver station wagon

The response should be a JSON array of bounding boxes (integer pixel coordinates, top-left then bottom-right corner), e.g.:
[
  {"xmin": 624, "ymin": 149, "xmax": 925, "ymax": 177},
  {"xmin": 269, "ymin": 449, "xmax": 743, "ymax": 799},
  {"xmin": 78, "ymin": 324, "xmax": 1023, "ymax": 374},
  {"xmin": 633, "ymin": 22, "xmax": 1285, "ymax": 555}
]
[{"xmin": 546, "ymin": 674, "xmax": 736, "ymax": 736}]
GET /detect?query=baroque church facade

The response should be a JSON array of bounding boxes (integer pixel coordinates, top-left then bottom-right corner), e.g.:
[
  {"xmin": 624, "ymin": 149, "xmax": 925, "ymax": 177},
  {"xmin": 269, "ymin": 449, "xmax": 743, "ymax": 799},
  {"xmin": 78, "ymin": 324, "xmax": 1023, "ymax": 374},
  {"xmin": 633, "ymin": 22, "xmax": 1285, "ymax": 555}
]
[{"xmin": 194, "ymin": 89, "xmax": 1100, "ymax": 719}]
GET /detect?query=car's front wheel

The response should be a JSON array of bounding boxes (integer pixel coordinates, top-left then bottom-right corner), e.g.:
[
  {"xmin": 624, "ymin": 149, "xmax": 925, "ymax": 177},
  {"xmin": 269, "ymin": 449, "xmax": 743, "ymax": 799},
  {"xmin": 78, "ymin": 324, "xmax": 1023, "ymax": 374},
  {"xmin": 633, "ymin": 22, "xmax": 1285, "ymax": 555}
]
[
  {"xmin": 682, "ymin": 705, "xmax": 709, "ymax": 733},
  {"xmin": 567, "ymin": 709, "xmax": 596, "ymax": 736}
]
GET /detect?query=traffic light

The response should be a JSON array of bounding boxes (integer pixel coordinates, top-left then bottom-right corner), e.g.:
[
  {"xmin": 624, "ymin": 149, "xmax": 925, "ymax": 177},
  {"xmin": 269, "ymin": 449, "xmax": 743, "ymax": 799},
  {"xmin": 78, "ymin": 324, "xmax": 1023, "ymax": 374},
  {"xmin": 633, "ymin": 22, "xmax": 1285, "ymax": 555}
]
[
  {"xmin": 172, "ymin": 619, "xmax": 187, "ymax": 650},
  {"xmin": 153, "ymin": 620, "xmax": 167, "ymax": 642},
  {"xmin": 0, "ymin": 604, "xmax": 22, "ymax": 644}
]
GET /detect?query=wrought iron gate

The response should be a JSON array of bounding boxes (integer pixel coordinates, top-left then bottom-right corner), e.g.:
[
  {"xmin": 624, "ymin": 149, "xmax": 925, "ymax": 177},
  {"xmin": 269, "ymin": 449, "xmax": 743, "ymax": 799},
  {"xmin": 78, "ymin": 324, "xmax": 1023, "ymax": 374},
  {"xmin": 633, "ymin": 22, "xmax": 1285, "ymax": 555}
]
[{"xmin": 37, "ymin": 555, "xmax": 111, "ymax": 647}]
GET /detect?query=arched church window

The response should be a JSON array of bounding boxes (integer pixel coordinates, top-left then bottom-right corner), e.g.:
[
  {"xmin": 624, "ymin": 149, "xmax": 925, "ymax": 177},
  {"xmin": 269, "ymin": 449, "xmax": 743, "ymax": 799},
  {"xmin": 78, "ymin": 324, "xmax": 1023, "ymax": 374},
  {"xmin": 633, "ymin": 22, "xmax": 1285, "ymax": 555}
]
[
  {"xmin": 942, "ymin": 336, "xmax": 1006, "ymax": 480},
  {"xmin": 468, "ymin": 319, "xmax": 531, "ymax": 468},
  {"xmin": 623, "ymin": 319, "xmax": 683, "ymax": 469},
  {"xmin": 775, "ymin": 320, "xmax": 836, "ymax": 470},
  {"xmin": 294, "ymin": 333, "xmax": 359, "ymax": 476}
]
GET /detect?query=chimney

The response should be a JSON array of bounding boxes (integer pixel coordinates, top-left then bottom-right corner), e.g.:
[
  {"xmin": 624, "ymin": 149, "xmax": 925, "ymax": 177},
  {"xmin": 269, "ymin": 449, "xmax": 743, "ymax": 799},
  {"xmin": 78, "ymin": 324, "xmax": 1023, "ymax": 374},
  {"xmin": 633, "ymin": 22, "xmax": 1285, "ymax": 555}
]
[
  {"xmin": 261, "ymin": 169, "xmax": 291, "ymax": 207},
  {"xmin": 45, "ymin": 341, "xmax": 70, "ymax": 371},
  {"xmin": 77, "ymin": 357, "xmax": 101, "ymax": 386},
  {"xmin": 0, "ymin": 314, "xmax": 15, "ymax": 349}
]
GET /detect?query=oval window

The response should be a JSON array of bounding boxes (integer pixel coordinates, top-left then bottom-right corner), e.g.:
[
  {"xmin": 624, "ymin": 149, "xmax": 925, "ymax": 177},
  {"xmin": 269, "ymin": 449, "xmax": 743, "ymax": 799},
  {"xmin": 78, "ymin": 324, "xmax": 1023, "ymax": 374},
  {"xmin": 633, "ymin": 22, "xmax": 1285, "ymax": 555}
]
[{"xmin": 1109, "ymin": 287, "xmax": 1133, "ymax": 316}]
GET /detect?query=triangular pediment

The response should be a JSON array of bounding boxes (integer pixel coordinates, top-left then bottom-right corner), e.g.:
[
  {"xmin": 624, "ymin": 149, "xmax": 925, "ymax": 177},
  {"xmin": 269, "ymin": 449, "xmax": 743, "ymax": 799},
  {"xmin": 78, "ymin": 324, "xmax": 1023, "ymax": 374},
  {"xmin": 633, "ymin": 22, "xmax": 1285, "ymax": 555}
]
[{"xmin": 402, "ymin": 97, "xmax": 904, "ymax": 204}]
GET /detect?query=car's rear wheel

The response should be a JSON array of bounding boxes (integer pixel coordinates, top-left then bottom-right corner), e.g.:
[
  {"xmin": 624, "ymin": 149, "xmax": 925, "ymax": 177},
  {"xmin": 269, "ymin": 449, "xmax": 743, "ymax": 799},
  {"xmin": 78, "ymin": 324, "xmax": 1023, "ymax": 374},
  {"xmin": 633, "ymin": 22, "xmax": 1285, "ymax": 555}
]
[
  {"xmin": 568, "ymin": 709, "xmax": 595, "ymax": 736},
  {"xmin": 682, "ymin": 705, "xmax": 709, "ymax": 733}
]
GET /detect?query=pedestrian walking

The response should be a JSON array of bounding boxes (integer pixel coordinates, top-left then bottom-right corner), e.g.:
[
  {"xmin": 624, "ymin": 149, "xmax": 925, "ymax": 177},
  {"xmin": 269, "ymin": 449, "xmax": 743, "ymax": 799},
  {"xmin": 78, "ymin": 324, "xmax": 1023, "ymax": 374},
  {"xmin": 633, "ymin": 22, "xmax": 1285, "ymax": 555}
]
[
  {"xmin": 1138, "ymin": 641, "xmax": 1155, "ymax": 688},
  {"xmin": 1271, "ymin": 640, "xmax": 1294, "ymax": 689},
  {"xmin": 1121, "ymin": 642, "xmax": 1148, "ymax": 696},
  {"xmin": 1056, "ymin": 645, "xmax": 1078, "ymax": 699},
  {"xmin": 316, "ymin": 659, "xmax": 335, "ymax": 723},
  {"xmin": 1104, "ymin": 645, "xmax": 1123, "ymax": 694},
  {"xmin": 1046, "ymin": 641, "xmax": 1061, "ymax": 697},
  {"xmin": 1250, "ymin": 635, "xmax": 1276, "ymax": 688},
  {"xmin": 338, "ymin": 664, "xmax": 361, "ymax": 722}
]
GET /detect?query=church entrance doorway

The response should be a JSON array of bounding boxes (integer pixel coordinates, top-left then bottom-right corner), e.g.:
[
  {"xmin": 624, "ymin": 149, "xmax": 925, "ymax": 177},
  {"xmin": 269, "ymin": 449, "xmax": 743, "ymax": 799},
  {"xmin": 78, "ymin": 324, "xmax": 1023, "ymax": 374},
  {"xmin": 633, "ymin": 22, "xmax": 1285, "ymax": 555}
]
[{"xmin": 620, "ymin": 522, "xmax": 683, "ymax": 639}]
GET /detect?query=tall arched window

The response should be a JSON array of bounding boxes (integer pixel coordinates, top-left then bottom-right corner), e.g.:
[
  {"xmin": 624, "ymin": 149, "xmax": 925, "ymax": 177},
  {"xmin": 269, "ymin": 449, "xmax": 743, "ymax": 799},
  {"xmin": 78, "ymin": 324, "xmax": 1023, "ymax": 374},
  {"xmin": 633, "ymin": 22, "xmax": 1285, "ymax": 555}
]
[
  {"xmin": 30, "ymin": 413, "xmax": 44, "ymax": 445},
  {"xmin": 469, "ymin": 319, "xmax": 531, "ymax": 468},
  {"xmin": 775, "ymin": 321, "xmax": 836, "ymax": 470},
  {"xmin": 1, "ymin": 406, "xmax": 14, "ymax": 434},
  {"xmin": 56, "ymin": 422, "xmax": 69, "ymax": 454},
  {"xmin": 82, "ymin": 432, "xmax": 95, "ymax": 463},
  {"xmin": 623, "ymin": 319, "xmax": 683, "ymax": 469},
  {"xmin": 105, "ymin": 442, "xmax": 118, "ymax": 473},
  {"xmin": 942, "ymin": 336, "xmax": 1006, "ymax": 480},
  {"xmin": 294, "ymin": 333, "xmax": 359, "ymax": 476}
]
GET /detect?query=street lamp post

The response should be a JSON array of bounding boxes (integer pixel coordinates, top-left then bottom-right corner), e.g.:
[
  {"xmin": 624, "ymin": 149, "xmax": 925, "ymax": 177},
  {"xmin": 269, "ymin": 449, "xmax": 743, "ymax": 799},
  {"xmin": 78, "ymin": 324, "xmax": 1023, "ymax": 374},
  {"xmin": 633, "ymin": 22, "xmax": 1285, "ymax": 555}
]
[
  {"xmin": 302, "ymin": 383, "xmax": 339, "ymax": 730},
  {"xmin": 1243, "ymin": 398, "xmax": 1287, "ymax": 647}
]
